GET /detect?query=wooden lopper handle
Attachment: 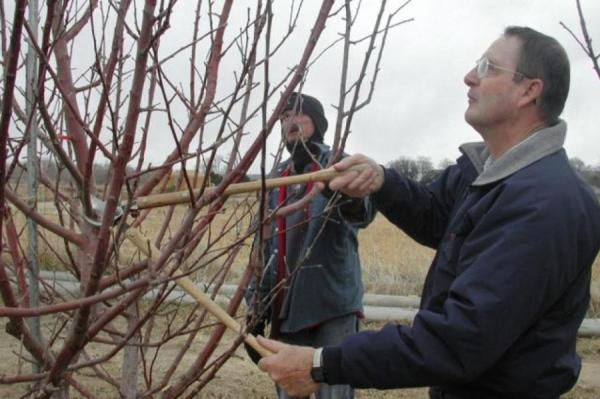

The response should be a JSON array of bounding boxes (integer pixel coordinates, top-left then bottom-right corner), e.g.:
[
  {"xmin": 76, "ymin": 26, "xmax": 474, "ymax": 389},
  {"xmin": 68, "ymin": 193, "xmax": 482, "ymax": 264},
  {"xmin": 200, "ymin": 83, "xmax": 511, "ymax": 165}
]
[
  {"xmin": 124, "ymin": 227, "xmax": 273, "ymax": 358},
  {"xmin": 135, "ymin": 164, "xmax": 369, "ymax": 210}
]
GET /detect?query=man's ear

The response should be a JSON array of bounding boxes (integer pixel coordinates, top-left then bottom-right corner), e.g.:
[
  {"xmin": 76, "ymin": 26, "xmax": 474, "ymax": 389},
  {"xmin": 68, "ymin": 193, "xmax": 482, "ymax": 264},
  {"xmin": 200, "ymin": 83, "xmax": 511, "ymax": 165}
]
[{"xmin": 518, "ymin": 78, "xmax": 544, "ymax": 107}]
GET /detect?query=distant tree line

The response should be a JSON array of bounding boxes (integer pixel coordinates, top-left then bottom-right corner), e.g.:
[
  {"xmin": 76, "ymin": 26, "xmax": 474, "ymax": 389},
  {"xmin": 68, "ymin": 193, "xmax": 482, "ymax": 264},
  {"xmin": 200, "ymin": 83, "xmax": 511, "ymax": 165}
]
[
  {"xmin": 14, "ymin": 156, "xmax": 599, "ymax": 195},
  {"xmin": 34, "ymin": 158, "xmax": 140, "ymax": 186},
  {"xmin": 569, "ymin": 157, "xmax": 600, "ymax": 193},
  {"xmin": 9, "ymin": 158, "xmax": 231, "ymax": 192},
  {"xmin": 387, "ymin": 156, "xmax": 452, "ymax": 185},
  {"xmin": 388, "ymin": 156, "xmax": 600, "ymax": 194}
]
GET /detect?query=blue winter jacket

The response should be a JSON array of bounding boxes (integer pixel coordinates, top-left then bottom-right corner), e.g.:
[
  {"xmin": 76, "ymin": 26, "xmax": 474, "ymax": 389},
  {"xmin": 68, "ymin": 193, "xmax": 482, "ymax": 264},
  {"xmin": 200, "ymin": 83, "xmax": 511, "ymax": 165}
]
[{"xmin": 323, "ymin": 121, "xmax": 600, "ymax": 398}]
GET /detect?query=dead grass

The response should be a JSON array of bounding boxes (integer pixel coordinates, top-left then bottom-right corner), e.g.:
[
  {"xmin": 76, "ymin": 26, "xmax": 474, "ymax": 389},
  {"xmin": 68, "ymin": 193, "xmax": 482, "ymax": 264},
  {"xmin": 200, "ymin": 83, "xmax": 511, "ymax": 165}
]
[
  {"xmin": 358, "ymin": 215, "xmax": 435, "ymax": 296},
  {"xmin": 8, "ymin": 199, "xmax": 600, "ymax": 316}
]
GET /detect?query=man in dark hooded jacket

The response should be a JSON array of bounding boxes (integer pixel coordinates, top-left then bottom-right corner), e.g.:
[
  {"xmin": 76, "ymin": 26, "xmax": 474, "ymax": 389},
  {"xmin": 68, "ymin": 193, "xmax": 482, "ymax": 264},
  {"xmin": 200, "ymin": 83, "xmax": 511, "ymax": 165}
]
[
  {"xmin": 256, "ymin": 27, "xmax": 600, "ymax": 399},
  {"xmin": 246, "ymin": 92, "xmax": 375, "ymax": 399}
]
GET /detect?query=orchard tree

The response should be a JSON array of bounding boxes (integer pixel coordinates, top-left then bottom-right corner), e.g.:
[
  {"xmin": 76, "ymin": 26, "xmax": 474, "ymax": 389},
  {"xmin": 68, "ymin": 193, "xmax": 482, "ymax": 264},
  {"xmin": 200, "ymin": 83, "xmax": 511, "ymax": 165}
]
[{"xmin": 0, "ymin": 0, "xmax": 412, "ymax": 397}]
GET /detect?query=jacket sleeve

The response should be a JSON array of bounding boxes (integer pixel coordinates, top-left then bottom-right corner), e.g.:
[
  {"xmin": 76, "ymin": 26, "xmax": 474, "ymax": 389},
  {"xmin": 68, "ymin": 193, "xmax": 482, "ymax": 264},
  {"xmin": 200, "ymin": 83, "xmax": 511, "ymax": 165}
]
[
  {"xmin": 322, "ymin": 179, "xmax": 595, "ymax": 388},
  {"xmin": 332, "ymin": 192, "xmax": 377, "ymax": 228},
  {"xmin": 371, "ymin": 165, "xmax": 467, "ymax": 248}
]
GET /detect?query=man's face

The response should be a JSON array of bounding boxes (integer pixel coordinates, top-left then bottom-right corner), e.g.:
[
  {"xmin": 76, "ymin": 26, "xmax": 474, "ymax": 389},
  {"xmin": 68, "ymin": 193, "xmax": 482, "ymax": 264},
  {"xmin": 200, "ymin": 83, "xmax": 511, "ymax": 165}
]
[
  {"xmin": 280, "ymin": 111, "xmax": 315, "ymax": 144},
  {"xmin": 464, "ymin": 35, "xmax": 527, "ymax": 131}
]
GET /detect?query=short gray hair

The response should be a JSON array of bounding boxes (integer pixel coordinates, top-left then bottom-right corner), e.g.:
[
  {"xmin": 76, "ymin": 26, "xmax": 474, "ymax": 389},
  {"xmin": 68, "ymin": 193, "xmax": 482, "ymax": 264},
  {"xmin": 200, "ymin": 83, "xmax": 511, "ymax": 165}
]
[{"xmin": 504, "ymin": 26, "xmax": 570, "ymax": 124}]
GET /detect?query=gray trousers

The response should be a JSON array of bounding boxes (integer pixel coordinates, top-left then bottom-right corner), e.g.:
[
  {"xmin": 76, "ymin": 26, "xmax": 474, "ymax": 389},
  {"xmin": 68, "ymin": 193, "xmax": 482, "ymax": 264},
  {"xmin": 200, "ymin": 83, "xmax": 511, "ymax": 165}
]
[{"xmin": 276, "ymin": 313, "xmax": 359, "ymax": 399}]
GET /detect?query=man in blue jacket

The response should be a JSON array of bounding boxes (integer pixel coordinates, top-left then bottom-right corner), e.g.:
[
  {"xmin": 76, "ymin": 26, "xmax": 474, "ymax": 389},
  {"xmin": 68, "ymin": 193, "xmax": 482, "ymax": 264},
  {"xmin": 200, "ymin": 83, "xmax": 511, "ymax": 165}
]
[
  {"xmin": 256, "ymin": 27, "xmax": 600, "ymax": 399},
  {"xmin": 246, "ymin": 92, "xmax": 375, "ymax": 398}
]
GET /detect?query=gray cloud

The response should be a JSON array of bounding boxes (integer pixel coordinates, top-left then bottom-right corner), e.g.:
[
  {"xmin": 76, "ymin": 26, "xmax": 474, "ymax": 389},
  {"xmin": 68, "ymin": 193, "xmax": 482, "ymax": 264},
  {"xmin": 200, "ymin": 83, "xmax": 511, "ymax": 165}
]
[{"xmin": 334, "ymin": 0, "xmax": 600, "ymax": 167}]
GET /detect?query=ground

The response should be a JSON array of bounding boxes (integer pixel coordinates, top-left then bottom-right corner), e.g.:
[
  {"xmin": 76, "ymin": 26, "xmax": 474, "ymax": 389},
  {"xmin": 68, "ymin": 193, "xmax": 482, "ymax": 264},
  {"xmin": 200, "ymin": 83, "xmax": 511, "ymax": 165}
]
[{"xmin": 1, "ymin": 319, "xmax": 599, "ymax": 398}]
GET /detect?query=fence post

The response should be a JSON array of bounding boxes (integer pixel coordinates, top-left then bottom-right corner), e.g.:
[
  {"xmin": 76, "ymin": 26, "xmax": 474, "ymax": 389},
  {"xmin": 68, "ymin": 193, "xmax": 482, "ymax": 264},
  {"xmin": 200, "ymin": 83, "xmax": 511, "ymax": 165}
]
[{"xmin": 25, "ymin": 0, "xmax": 42, "ymax": 374}]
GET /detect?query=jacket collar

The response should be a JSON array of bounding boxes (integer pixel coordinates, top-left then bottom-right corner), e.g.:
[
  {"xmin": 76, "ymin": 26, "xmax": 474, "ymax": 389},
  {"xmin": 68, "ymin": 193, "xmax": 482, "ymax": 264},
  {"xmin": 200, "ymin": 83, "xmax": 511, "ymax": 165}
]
[{"xmin": 459, "ymin": 120, "xmax": 567, "ymax": 186}]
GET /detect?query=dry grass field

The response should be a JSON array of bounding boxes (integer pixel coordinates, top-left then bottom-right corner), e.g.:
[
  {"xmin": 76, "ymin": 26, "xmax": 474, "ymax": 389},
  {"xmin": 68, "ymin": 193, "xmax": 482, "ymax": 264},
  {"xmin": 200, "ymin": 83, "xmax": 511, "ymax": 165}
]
[
  {"xmin": 2, "ymin": 201, "xmax": 600, "ymax": 397},
  {"xmin": 26, "ymin": 201, "xmax": 600, "ymax": 316}
]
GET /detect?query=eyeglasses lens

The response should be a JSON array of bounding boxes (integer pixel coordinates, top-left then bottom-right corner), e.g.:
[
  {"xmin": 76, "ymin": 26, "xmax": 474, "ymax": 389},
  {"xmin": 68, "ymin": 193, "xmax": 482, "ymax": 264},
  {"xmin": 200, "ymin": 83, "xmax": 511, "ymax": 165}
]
[{"xmin": 477, "ymin": 57, "xmax": 488, "ymax": 79}]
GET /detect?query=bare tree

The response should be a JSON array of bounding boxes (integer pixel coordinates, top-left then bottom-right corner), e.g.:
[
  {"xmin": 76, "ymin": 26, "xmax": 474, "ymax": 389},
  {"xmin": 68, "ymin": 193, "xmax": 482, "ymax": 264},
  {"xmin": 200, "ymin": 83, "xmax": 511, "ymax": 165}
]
[
  {"xmin": 561, "ymin": 1, "xmax": 600, "ymax": 196},
  {"xmin": 561, "ymin": 0, "xmax": 600, "ymax": 81},
  {"xmin": 0, "ymin": 1, "xmax": 412, "ymax": 397}
]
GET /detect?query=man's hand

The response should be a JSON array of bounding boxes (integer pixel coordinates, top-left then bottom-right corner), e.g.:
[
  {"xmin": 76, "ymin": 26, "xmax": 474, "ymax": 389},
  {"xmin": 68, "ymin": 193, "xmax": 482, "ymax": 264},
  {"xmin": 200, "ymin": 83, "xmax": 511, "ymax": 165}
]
[
  {"xmin": 323, "ymin": 154, "xmax": 384, "ymax": 198},
  {"xmin": 257, "ymin": 336, "xmax": 319, "ymax": 397}
]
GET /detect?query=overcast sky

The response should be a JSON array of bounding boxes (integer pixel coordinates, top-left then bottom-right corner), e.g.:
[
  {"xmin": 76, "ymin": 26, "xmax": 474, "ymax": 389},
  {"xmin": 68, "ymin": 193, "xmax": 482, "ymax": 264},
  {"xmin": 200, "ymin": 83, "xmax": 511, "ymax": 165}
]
[
  {"xmin": 184, "ymin": 0, "xmax": 600, "ymax": 172},
  {"xmin": 261, "ymin": 0, "xmax": 600, "ymax": 169},
  {"xmin": 12, "ymin": 1, "xmax": 599, "ymax": 171}
]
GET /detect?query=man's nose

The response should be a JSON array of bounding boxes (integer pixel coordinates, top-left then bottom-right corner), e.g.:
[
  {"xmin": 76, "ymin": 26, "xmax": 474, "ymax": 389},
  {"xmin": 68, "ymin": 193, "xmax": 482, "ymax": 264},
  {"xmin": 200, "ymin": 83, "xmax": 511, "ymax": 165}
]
[{"xmin": 464, "ymin": 66, "xmax": 479, "ymax": 86}]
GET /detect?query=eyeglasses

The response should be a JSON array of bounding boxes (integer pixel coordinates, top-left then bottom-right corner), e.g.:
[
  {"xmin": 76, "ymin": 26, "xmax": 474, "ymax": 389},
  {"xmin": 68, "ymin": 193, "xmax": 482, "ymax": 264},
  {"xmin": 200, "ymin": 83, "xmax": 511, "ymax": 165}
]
[{"xmin": 475, "ymin": 56, "xmax": 528, "ymax": 80}]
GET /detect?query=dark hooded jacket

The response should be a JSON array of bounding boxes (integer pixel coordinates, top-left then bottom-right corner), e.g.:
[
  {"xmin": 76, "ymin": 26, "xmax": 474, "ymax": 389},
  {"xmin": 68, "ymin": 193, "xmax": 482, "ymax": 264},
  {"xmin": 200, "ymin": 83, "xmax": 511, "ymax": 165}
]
[{"xmin": 248, "ymin": 142, "xmax": 376, "ymax": 333}]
